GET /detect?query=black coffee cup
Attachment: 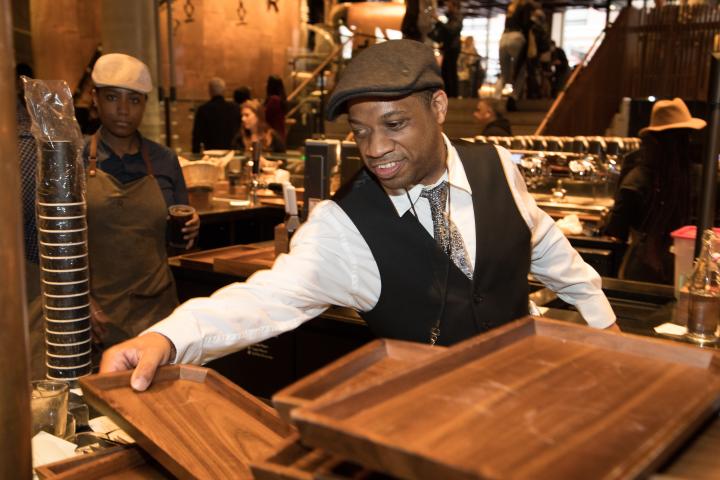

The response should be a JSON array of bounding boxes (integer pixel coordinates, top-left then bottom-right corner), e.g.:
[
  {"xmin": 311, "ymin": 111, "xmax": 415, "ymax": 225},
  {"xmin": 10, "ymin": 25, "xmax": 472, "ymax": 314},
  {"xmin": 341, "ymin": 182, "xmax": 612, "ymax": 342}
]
[{"xmin": 168, "ymin": 204, "xmax": 196, "ymax": 248}]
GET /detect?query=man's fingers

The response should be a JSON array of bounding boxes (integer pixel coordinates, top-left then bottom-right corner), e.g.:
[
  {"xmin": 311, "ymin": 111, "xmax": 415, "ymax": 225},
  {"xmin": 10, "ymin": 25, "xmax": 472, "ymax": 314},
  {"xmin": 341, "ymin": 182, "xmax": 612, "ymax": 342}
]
[{"xmin": 130, "ymin": 349, "xmax": 164, "ymax": 391}]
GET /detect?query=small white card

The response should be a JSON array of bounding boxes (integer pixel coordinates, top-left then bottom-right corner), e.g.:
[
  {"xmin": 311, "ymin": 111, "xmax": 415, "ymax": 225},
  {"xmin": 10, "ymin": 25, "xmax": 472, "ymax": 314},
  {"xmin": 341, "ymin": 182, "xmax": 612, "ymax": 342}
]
[{"xmin": 654, "ymin": 323, "xmax": 687, "ymax": 336}]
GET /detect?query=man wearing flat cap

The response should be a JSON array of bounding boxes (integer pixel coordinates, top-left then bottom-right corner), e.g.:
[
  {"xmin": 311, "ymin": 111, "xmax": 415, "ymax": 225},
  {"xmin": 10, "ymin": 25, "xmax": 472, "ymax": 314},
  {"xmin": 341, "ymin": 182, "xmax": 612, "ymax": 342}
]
[
  {"xmin": 85, "ymin": 53, "xmax": 199, "ymax": 349},
  {"xmin": 101, "ymin": 41, "xmax": 616, "ymax": 391}
]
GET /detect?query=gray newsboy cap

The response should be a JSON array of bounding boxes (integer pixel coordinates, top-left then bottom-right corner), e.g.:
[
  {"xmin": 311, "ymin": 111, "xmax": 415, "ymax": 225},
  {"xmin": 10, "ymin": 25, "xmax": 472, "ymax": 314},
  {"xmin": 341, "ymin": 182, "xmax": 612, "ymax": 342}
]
[{"xmin": 326, "ymin": 40, "xmax": 444, "ymax": 120}]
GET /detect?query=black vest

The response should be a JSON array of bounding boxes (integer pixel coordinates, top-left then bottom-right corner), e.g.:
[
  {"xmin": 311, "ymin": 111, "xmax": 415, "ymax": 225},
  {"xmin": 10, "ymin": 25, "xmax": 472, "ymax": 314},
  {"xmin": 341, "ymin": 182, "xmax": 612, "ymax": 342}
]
[{"xmin": 334, "ymin": 142, "xmax": 531, "ymax": 346}]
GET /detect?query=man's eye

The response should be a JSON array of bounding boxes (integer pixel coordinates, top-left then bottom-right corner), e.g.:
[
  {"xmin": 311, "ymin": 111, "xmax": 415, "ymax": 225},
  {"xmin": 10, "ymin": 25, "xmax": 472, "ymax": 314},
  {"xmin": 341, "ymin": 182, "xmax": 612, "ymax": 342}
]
[
  {"xmin": 386, "ymin": 120, "xmax": 406, "ymax": 130},
  {"xmin": 131, "ymin": 97, "xmax": 141, "ymax": 104},
  {"xmin": 352, "ymin": 128, "xmax": 367, "ymax": 138},
  {"xmin": 105, "ymin": 94, "xmax": 116, "ymax": 101}
]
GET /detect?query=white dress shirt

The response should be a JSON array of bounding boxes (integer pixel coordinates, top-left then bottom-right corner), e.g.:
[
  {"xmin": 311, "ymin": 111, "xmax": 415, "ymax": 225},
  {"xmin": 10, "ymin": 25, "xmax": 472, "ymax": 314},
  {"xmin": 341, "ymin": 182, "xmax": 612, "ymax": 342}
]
[{"xmin": 148, "ymin": 135, "xmax": 616, "ymax": 364}]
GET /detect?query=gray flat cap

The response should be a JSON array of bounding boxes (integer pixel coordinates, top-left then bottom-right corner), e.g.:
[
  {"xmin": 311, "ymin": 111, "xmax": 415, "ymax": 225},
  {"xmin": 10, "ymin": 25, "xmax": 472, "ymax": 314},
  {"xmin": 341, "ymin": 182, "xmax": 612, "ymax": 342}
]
[{"xmin": 326, "ymin": 40, "xmax": 443, "ymax": 120}]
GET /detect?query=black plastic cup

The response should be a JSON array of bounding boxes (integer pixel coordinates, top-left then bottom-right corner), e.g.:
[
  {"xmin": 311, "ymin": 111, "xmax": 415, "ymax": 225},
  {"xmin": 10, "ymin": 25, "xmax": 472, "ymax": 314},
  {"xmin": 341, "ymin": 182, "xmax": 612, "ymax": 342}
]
[
  {"xmin": 45, "ymin": 341, "xmax": 92, "ymax": 356},
  {"xmin": 38, "ymin": 230, "xmax": 86, "ymax": 246},
  {"xmin": 46, "ymin": 364, "xmax": 92, "ymax": 381},
  {"xmin": 38, "ymin": 141, "xmax": 84, "ymax": 203},
  {"xmin": 40, "ymin": 254, "xmax": 88, "ymax": 271},
  {"xmin": 168, "ymin": 204, "xmax": 196, "ymax": 248},
  {"xmin": 37, "ymin": 217, "xmax": 87, "ymax": 232},
  {"xmin": 45, "ymin": 329, "xmax": 91, "ymax": 346},
  {"xmin": 45, "ymin": 318, "xmax": 91, "ymax": 334},
  {"xmin": 40, "ymin": 243, "xmax": 88, "ymax": 258},
  {"xmin": 43, "ymin": 305, "xmax": 90, "ymax": 321},
  {"xmin": 46, "ymin": 351, "xmax": 92, "ymax": 369},
  {"xmin": 43, "ymin": 292, "xmax": 90, "ymax": 309},
  {"xmin": 41, "ymin": 267, "xmax": 89, "ymax": 284},
  {"xmin": 42, "ymin": 279, "xmax": 89, "ymax": 297},
  {"xmin": 37, "ymin": 203, "xmax": 86, "ymax": 218}
]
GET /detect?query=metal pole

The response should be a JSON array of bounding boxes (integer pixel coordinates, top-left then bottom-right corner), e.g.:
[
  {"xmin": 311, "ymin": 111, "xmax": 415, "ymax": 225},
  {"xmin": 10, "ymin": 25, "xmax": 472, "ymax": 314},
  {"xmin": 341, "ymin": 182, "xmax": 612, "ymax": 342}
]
[
  {"xmin": 0, "ymin": 0, "xmax": 33, "ymax": 475},
  {"xmin": 695, "ymin": 52, "xmax": 720, "ymax": 257},
  {"xmin": 165, "ymin": 0, "xmax": 176, "ymax": 148}
]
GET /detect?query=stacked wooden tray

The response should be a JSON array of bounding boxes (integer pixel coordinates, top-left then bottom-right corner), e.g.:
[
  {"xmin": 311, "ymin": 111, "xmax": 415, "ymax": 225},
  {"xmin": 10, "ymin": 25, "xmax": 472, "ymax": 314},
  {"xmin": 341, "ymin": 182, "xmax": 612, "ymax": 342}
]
[
  {"xmin": 178, "ymin": 244, "xmax": 276, "ymax": 277},
  {"xmin": 79, "ymin": 365, "xmax": 295, "ymax": 479},
  {"xmin": 287, "ymin": 317, "xmax": 720, "ymax": 480}
]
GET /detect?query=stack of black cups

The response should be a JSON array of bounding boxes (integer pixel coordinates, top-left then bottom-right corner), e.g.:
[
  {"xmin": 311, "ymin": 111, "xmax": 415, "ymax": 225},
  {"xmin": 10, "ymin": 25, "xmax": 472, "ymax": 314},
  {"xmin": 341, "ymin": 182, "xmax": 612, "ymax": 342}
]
[{"xmin": 37, "ymin": 140, "xmax": 92, "ymax": 381}]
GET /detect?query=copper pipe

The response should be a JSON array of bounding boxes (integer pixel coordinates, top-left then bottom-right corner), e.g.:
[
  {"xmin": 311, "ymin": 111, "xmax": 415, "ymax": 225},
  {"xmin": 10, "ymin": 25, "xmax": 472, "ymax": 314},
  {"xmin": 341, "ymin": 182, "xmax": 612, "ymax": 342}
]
[{"xmin": 0, "ymin": 0, "xmax": 33, "ymax": 476}]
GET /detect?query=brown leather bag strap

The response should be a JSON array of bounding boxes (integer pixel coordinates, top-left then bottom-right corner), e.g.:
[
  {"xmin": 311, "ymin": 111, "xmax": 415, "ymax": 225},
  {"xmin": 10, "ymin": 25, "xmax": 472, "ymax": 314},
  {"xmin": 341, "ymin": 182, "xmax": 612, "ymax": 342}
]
[{"xmin": 88, "ymin": 133, "xmax": 98, "ymax": 177}]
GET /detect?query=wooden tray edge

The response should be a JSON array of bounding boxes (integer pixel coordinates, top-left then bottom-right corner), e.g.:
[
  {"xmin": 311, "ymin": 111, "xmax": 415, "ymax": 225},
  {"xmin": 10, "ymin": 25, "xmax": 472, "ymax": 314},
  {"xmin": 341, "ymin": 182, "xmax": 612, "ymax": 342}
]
[{"xmin": 80, "ymin": 365, "xmax": 295, "ymax": 479}]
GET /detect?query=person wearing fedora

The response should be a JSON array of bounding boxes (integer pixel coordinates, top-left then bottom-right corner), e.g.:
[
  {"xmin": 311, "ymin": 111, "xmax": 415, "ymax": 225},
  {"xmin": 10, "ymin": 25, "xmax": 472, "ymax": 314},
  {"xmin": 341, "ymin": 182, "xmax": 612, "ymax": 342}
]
[
  {"xmin": 604, "ymin": 98, "xmax": 707, "ymax": 284},
  {"xmin": 98, "ymin": 40, "xmax": 616, "ymax": 392}
]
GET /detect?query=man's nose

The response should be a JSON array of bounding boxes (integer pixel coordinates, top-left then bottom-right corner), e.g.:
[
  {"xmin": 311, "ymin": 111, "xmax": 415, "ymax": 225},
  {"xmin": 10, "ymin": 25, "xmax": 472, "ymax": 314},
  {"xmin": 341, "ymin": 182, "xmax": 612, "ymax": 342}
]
[{"xmin": 364, "ymin": 131, "xmax": 393, "ymax": 159}]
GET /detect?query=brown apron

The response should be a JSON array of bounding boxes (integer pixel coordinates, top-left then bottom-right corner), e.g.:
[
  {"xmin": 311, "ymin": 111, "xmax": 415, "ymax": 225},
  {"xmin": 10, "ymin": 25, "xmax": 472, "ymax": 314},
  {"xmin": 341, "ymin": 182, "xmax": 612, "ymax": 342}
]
[{"xmin": 86, "ymin": 133, "xmax": 179, "ymax": 346}]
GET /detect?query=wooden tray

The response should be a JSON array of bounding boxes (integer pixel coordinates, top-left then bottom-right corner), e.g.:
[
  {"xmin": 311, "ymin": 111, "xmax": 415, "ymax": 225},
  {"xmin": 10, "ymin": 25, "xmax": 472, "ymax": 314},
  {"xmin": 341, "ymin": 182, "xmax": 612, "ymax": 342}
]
[
  {"xmin": 35, "ymin": 445, "xmax": 172, "ymax": 479},
  {"xmin": 213, "ymin": 245, "xmax": 276, "ymax": 277},
  {"xmin": 293, "ymin": 317, "xmax": 720, "ymax": 480},
  {"xmin": 273, "ymin": 339, "xmax": 443, "ymax": 424},
  {"xmin": 80, "ymin": 365, "xmax": 295, "ymax": 479},
  {"xmin": 250, "ymin": 434, "xmax": 390, "ymax": 480},
  {"xmin": 178, "ymin": 244, "xmax": 264, "ymax": 271}
]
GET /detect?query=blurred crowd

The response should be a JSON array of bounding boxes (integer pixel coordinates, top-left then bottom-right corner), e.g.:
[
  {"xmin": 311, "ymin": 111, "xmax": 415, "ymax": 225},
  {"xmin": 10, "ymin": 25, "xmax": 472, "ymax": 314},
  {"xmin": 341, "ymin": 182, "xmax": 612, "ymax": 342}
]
[{"xmin": 402, "ymin": 0, "xmax": 570, "ymax": 104}]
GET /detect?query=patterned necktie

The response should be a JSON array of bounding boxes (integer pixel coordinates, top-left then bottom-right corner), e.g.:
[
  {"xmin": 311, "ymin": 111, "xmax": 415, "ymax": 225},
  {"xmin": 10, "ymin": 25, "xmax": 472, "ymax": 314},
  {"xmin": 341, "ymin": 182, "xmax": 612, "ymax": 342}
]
[{"xmin": 420, "ymin": 181, "xmax": 473, "ymax": 279}]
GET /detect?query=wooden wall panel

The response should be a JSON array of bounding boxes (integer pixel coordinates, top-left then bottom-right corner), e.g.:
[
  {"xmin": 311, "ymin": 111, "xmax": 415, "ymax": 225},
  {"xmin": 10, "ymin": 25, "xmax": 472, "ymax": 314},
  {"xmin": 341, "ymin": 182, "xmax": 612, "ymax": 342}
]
[
  {"xmin": 30, "ymin": 0, "xmax": 101, "ymax": 89},
  {"xmin": 159, "ymin": 0, "xmax": 303, "ymax": 101}
]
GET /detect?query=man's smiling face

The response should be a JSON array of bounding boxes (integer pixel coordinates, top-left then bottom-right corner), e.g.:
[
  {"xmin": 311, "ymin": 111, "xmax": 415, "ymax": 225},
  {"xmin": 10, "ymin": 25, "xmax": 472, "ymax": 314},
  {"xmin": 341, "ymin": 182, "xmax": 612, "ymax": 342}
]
[{"xmin": 348, "ymin": 90, "xmax": 448, "ymax": 192}]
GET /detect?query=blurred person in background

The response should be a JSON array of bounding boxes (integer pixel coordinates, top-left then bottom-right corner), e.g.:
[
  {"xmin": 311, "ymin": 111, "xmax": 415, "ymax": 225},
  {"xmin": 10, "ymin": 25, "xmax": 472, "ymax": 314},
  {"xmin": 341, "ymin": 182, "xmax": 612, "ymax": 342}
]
[
  {"xmin": 603, "ymin": 98, "xmax": 706, "ymax": 284},
  {"xmin": 264, "ymin": 75, "xmax": 288, "ymax": 141},
  {"xmin": 233, "ymin": 86, "xmax": 252, "ymax": 107},
  {"xmin": 238, "ymin": 99, "xmax": 286, "ymax": 154},
  {"xmin": 525, "ymin": 8, "xmax": 550, "ymax": 99},
  {"xmin": 498, "ymin": 0, "xmax": 535, "ymax": 110},
  {"xmin": 192, "ymin": 76, "xmax": 241, "ymax": 153},
  {"xmin": 458, "ymin": 36, "xmax": 482, "ymax": 98},
  {"xmin": 473, "ymin": 98, "xmax": 513, "ymax": 136},
  {"xmin": 551, "ymin": 41, "xmax": 570, "ymax": 98},
  {"xmin": 429, "ymin": 0, "xmax": 463, "ymax": 98}
]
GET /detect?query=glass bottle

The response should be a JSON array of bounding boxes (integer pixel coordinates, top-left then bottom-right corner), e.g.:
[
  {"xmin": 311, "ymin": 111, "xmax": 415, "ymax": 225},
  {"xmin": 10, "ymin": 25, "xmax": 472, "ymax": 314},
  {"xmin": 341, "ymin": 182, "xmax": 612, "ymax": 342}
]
[{"xmin": 685, "ymin": 229, "xmax": 720, "ymax": 343}]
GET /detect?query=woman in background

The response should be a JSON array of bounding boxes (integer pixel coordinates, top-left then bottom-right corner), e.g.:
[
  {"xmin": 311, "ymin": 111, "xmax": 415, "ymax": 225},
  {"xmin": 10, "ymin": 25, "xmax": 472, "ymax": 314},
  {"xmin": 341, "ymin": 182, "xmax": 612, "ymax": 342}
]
[
  {"xmin": 498, "ymin": 0, "xmax": 535, "ymax": 109},
  {"xmin": 604, "ymin": 98, "xmax": 706, "ymax": 284},
  {"xmin": 239, "ymin": 99, "xmax": 286, "ymax": 154},
  {"xmin": 264, "ymin": 75, "xmax": 288, "ymax": 141}
]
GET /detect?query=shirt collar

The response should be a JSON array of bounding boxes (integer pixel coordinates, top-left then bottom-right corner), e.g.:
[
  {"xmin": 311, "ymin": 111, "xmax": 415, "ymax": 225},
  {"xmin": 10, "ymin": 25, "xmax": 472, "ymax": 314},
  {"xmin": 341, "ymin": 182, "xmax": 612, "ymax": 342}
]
[{"xmin": 386, "ymin": 134, "xmax": 472, "ymax": 217}]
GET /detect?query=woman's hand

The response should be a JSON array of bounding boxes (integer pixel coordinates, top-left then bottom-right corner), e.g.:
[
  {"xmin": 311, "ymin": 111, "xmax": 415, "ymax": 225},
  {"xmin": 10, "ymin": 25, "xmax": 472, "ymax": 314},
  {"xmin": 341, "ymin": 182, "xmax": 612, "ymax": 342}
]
[{"xmin": 182, "ymin": 212, "xmax": 200, "ymax": 249}]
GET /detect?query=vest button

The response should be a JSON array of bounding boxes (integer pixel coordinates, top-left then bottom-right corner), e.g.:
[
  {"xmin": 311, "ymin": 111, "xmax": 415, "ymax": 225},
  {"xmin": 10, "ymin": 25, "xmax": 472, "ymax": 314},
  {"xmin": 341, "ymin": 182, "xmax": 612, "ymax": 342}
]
[{"xmin": 473, "ymin": 293, "xmax": 483, "ymax": 303}]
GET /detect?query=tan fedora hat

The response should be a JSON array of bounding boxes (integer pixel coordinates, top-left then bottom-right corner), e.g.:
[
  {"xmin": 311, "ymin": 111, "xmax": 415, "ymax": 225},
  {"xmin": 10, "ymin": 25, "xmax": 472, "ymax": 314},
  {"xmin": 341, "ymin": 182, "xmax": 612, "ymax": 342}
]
[{"xmin": 639, "ymin": 97, "xmax": 706, "ymax": 135}]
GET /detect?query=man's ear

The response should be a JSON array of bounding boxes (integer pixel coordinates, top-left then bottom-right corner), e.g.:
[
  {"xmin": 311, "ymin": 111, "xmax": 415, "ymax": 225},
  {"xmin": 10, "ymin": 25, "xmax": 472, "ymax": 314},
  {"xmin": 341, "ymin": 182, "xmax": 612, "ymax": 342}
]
[
  {"xmin": 431, "ymin": 90, "xmax": 448, "ymax": 125},
  {"xmin": 91, "ymin": 88, "xmax": 98, "ymax": 108}
]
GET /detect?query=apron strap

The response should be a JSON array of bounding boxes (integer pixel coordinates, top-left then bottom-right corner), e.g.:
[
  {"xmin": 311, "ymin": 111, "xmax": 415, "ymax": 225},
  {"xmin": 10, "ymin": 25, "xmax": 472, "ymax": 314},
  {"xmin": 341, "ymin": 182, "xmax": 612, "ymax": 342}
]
[{"xmin": 89, "ymin": 132, "xmax": 155, "ymax": 178}]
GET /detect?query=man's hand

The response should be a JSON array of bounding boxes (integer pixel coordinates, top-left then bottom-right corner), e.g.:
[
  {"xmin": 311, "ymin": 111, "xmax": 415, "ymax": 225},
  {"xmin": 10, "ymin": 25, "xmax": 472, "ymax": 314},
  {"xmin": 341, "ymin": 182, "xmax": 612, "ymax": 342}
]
[
  {"xmin": 99, "ymin": 333, "xmax": 175, "ymax": 391},
  {"xmin": 182, "ymin": 212, "xmax": 200, "ymax": 249}
]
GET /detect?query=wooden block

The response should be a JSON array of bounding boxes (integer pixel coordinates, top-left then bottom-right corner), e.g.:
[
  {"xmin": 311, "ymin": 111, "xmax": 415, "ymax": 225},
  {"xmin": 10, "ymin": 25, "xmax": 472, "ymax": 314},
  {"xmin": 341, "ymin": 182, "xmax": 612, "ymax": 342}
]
[
  {"xmin": 177, "ymin": 244, "xmax": 263, "ymax": 271},
  {"xmin": 273, "ymin": 339, "xmax": 443, "ymax": 424},
  {"xmin": 80, "ymin": 365, "xmax": 295, "ymax": 479},
  {"xmin": 292, "ymin": 317, "xmax": 720, "ymax": 480},
  {"xmin": 250, "ymin": 434, "xmax": 389, "ymax": 480},
  {"xmin": 213, "ymin": 246, "xmax": 277, "ymax": 277},
  {"xmin": 34, "ymin": 445, "xmax": 171, "ymax": 479}
]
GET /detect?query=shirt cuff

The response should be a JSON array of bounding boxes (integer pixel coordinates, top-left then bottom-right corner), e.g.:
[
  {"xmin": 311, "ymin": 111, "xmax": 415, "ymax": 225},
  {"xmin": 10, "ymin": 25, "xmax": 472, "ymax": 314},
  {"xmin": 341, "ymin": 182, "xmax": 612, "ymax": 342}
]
[
  {"xmin": 572, "ymin": 294, "xmax": 617, "ymax": 329},
  {"xmin": 143, "ymin": 310, "xmax": 205, "ymax": 365}
]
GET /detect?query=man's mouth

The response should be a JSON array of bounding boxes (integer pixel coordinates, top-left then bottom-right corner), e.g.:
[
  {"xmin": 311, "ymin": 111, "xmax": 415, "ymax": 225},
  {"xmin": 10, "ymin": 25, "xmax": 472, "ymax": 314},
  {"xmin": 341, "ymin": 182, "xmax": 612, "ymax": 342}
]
[{"xmin": 371, "ymin": 159, "xmax": 402, "ymax": 179}]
